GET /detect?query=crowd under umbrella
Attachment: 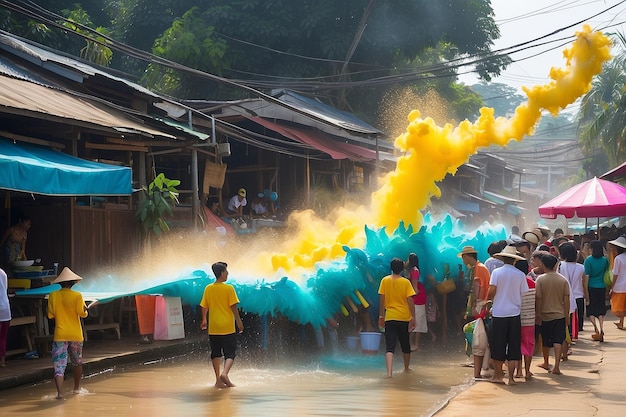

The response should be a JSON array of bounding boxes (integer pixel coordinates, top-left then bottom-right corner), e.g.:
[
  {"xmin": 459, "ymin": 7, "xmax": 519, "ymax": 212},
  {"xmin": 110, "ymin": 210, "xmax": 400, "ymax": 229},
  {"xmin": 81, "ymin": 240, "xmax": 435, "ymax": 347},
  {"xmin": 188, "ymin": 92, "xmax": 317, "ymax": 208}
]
[{"xmin": 538, "ymin": 177, "xmax": 626, "ymax": 238}]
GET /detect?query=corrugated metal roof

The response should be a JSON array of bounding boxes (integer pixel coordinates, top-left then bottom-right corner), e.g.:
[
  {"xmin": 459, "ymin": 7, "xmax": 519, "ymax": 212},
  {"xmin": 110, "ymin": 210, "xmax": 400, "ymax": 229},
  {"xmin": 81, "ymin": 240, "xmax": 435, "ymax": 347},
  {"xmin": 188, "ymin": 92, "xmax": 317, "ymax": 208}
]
[
  {"xmin": 0, "ymin": 30, "xmax": 160, "ymax": 99},
  {"xmin": 271, "ymin": 89, "xmax": 383, "ymax": 135},
  {"xmin": 0, "ymin": 74, "xmax": 175, "ymax": 139}
]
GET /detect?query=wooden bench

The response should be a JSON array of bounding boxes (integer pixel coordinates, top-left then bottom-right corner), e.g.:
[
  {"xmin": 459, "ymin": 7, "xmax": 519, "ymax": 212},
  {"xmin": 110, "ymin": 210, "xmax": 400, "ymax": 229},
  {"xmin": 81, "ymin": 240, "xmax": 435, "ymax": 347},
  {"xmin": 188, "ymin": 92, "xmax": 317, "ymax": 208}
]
[
  {"xmin": 82, "ymin": 303, "xmax": 121, "ymax": 341},
  {"xmin": 7, "ymin": 315, "xmax": 36, "ymax": 357},
  {"xmin": 83, "ymin": 322, "xmax": 121, "ymax": 341}
]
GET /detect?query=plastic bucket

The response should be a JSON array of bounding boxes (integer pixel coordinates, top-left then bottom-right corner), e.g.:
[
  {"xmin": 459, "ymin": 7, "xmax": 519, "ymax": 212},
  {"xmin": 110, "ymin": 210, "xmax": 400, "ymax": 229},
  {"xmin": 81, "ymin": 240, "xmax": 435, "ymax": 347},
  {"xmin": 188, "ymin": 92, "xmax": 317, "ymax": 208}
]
[
  {"xmin": 359, "ymin": 332, "xmax": 382, "ymax": 354},
  {"xmin": 346, "ymin": 336, "xmax": 360, "ymax": 351}
]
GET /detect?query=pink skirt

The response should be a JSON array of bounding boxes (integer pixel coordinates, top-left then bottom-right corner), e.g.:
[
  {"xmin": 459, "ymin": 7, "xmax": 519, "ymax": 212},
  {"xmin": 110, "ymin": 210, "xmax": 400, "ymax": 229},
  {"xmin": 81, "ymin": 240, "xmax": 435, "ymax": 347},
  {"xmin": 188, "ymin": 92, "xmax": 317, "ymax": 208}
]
[{"xmin": 520, "ymin": 325, "xmax": 535, "ymax": 357}]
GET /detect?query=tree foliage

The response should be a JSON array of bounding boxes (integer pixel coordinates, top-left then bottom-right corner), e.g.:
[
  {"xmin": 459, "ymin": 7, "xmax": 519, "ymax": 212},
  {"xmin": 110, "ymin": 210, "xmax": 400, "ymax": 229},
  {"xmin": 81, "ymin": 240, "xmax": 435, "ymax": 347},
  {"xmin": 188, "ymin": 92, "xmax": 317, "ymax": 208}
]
[
  {"xmin": 1, "ymin": 0, "xmax": 507, "ymax": 122},
  {"xmin": 135, "ymin": 173, "xmax": 180, "ymax": 239},
  {"xmin": 577, "ymin": 32, "xmax": 626, "ymax": 169}
]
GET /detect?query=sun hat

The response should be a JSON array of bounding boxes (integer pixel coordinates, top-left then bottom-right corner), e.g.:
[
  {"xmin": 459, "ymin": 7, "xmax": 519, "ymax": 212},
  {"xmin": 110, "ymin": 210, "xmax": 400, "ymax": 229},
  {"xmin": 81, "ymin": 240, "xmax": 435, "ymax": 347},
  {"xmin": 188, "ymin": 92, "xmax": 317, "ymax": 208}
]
[
  {"xmin": 457, "ymin": 246, "xmax": 478, "ymax": 257},
  {"xmin": 493, "ymin": 245, "xmax": 526, "ymax": 261},
  {"xmin": 238, "ymin": 188, "xmax": 246, "ymax": 197},
  {"xmin": 537, "ymin": 225, "xmax": 551, "ymax": 237},
  {"xmin": 522, "ymin": 230, "xmax": 541, "ymax": 245},
  {"xmin": 52, "ymin": 267, "xmax": 83, "ymax": 284},
  {"xmin": 609, "ymin": 234, "xmax": 626, "ymax": 249}
]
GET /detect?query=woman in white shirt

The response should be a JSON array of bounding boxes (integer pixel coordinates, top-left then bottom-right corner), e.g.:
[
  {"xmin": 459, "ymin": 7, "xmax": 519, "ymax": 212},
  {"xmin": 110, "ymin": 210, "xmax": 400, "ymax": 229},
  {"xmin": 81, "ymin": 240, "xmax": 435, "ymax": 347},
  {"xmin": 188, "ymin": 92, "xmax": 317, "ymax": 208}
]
[
  {"xmin": 609, "ymin": 235, "xmax": 626, "ymax": 330},
  {"xmin": 558, "ymin": 242, "xmax": 586, "ymax": 335}
]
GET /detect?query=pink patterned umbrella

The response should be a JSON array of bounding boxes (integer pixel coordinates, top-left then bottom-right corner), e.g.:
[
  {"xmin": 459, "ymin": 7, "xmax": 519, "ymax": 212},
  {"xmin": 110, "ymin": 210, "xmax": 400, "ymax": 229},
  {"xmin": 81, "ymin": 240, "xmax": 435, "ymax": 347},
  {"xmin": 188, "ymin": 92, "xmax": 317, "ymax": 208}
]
[{"xmin": 538, "ymin": 177, "xmax": 626, "ymax": 219}]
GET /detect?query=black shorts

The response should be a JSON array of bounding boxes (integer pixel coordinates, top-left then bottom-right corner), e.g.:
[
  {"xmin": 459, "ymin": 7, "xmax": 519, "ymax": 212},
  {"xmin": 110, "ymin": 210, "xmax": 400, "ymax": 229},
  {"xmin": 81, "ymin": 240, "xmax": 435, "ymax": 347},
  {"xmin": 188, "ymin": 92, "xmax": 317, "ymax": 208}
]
[
  {"xmin": 541, "ymin": 318, "xmax": 566, "ymax": 347},
  {"xmin": 384, "ymin": 320, "xmax": 411, "ymax": 354},
  {"xmin": 490, "ymin": 315, "xmax": 522, "ymax": 362},
  {"xmin": 209, "ymin": 333, "xmax": 237, "ymax": 360}
]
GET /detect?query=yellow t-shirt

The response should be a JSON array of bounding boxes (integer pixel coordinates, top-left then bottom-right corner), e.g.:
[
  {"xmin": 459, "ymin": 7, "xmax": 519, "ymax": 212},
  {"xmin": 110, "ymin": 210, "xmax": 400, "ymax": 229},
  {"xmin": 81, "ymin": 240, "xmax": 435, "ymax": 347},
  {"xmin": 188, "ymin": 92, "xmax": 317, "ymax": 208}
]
[
  {"xmin": 47, "ymin": 288, "xmax": 88, "ymax": 342},
  {"xmin": 199, "ymin": 282, "xmax": 240, "ymax": 335},
  {"xmin": 378, "ymin": 275, "xmax": 416, "ymax": 321}
]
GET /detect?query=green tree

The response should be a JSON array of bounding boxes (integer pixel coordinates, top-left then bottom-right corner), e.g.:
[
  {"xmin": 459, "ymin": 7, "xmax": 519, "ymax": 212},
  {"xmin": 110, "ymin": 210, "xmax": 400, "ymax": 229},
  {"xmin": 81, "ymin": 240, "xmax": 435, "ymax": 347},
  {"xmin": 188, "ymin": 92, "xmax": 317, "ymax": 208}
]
[
  {"xmin": 577, "ymin": 32, "xmax": 626, "ymax": 169},
  {"xmin": 135, "ymin": 173, "xmax": 180, "ymax": 247},
  {"xmin": 61, "ymin": 6, "xmax": 113, "ymax": 66},
  {"xmin": 138, "ymin": 0, "xmax": 505, "ymax": 120},
  {"xmin": 143, "ymin": 6, "xmax": 229, "ymax": 97}
]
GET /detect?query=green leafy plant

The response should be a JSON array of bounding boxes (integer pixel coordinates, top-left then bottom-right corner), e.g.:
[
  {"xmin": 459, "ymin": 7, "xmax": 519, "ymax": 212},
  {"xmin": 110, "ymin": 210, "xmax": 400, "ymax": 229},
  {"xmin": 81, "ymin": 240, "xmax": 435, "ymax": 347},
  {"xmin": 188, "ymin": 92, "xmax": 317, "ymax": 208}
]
[{"xmin": 135, "ymin": 173, "xmax": 180, "ymax": 240}]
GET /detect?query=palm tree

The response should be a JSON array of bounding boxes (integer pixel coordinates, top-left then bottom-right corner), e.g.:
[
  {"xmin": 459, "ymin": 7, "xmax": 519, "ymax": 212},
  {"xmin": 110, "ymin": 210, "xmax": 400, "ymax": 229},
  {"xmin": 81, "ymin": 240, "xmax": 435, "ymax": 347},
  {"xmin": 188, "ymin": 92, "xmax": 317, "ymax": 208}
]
[{"xmin": 578, "ymin": 32, "xmax": 626, "ymax": 168}]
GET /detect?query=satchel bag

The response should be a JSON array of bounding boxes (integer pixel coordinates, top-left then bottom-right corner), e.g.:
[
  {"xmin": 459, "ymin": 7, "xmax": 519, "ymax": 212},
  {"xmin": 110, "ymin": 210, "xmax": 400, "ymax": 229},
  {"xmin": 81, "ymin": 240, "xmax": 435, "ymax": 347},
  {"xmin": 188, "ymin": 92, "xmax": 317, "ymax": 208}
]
[{"xmin": 603, "ymin": 259, "xmax": 613, "ymax": 288}]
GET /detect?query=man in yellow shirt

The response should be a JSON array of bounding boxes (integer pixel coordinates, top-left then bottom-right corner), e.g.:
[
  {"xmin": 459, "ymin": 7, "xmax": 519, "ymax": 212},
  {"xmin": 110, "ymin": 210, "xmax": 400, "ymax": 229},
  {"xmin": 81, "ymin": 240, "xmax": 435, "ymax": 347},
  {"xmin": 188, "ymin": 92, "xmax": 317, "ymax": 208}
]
[
  {"xmin": 48, "ymin": 267, "xmax": 95, "ymax": 399},
  {"xmin": 200, "ymin": 261, "xmax": 244, "ymax": 388},
  {"xmin": 378, "ymin": 258, "xmax": 416, "ymax": 377}
]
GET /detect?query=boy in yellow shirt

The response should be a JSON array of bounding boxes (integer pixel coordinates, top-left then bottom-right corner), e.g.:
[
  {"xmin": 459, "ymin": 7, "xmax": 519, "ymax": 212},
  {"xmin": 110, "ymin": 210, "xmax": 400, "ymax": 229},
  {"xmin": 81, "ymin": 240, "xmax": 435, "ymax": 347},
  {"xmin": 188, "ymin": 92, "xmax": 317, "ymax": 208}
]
[
  {"xmin": 200, "ymin": 261, "xmax": 244, "ymax": 388},
  {"xmin": 48, "ymin": 267, "xmax": 95, "ymax": 399},
  {"xmin": 378, "ymin": 257, "xmax": 416, "ymax": 377}
]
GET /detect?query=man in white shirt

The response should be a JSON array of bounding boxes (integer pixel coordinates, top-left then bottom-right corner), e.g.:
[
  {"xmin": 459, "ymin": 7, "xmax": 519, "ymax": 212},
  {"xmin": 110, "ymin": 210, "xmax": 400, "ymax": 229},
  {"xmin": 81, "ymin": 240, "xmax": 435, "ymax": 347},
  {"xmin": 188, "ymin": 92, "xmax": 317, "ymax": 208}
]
[
  {"xmin": 227, "ymin": 188, "xmax": 247, "ymax": 217},
  {"xmin": 488, "ymin": 245, "xmax": 529, "ymax": 385}
]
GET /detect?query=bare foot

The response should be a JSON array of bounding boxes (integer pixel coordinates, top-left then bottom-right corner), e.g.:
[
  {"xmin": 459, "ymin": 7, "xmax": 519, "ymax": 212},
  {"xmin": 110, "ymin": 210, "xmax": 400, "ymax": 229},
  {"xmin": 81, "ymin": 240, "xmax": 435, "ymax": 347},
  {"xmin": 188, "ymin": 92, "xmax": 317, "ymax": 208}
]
[
  {"xmin": 489, "ymin": 377, "xmax": 506, "ymax": 385},
  {"xmin": 614, "ymin": 322, "xmax": 624, "ymax": 330},
  {"xmin": 215, "ymin": 380, "xmax": 227, "ymax": 388},
  {"xmin": 220, "ymin": 374, "xmax": 235, "ymax": 387},
  {"xmin": 404, "ymin": 368, "xmax": 413, "ymax": 373},
  {"xmin": 551, "ymin": 369, "xmax": 562, "ymax": 375},
  {"xmin": 537, "ymin": 363, "xmax": 551, "ymax": 371},
  {"xmin": 507, "ymin": 378, "xmax": 517, "ymax": 386},
  {"xmin": 515, "ymin": 373, "xmax": 523, "ymax": 378},
  {"xmin": 525, "ymin": 371, "xmax": 534, "ymax": 379}
]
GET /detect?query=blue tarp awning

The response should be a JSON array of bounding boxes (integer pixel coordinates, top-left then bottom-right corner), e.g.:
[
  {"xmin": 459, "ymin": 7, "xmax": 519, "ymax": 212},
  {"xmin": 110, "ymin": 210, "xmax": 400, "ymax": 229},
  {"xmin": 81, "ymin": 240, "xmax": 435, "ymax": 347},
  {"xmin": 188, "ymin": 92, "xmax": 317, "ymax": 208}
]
[{"xmin": 0, "ymin": 138, "xmax": 132, "ymax": 196}]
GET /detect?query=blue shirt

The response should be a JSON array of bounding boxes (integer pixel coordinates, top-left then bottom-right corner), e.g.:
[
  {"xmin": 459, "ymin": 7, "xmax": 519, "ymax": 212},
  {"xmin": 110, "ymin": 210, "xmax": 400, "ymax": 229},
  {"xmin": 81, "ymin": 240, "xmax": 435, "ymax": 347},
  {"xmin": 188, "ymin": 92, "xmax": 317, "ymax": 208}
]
[{"xmin": 584, "ymin": 255, "xmax": 607, "ymax": 289}]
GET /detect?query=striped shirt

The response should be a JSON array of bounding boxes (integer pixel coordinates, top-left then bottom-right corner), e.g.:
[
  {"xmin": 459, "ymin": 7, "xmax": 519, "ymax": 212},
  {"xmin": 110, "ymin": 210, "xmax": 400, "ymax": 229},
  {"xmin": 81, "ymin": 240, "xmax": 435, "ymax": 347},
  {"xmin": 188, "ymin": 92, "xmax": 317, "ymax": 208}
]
[{"xmin": 520, "ymin": 277, "xmax": 536, "ymax": 327}]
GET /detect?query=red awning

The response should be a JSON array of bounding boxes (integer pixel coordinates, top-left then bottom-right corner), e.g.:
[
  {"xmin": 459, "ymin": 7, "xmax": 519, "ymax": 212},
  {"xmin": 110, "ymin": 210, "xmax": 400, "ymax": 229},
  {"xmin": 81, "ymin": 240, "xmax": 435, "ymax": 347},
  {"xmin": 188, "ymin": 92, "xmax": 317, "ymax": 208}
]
[
  {"xmin": 601, "ymin": 161, "xmax": 626, "ymax": 179},
  {"xmin": 245, "ymin": 116, "xmax": 376, "ymax": 161}
]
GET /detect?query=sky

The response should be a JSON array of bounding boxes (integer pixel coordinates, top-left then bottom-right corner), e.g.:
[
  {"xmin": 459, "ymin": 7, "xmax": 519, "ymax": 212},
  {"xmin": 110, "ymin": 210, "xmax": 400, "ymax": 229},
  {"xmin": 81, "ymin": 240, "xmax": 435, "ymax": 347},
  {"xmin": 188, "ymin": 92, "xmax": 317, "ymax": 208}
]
[{"xmin": 459, "ymin": 0, "xmax": 626, "ymax": 115}]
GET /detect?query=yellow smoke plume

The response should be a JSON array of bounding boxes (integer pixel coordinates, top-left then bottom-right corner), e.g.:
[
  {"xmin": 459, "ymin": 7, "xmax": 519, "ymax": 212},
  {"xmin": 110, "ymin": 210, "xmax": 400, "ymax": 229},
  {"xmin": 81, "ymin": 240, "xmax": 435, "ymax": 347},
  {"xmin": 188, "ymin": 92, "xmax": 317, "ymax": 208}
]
[
  {"xmin": 372, "ymin": 25, "xmax": 612, "ymax": 231},
  {"xmin": 270, "ymin": 25, "xmax": 611, "ymax": 271}
]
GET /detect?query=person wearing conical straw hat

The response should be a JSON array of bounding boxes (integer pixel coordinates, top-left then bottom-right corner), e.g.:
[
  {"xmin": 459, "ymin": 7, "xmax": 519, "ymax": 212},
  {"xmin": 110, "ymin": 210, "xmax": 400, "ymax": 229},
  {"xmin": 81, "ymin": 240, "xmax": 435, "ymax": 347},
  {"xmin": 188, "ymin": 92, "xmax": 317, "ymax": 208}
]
[
  {"xmin": 488, "ymin": 245, "xmax": 529, "ymax": 385},
  {"xmin": 47, "ymin": 267, "xmax": 96, "ymax": 399}
]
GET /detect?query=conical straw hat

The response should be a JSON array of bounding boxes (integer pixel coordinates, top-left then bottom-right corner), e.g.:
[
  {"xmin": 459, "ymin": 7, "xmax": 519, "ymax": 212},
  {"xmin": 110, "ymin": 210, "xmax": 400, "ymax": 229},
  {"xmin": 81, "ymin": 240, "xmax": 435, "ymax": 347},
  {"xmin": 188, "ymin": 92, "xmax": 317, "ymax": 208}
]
[{"xmin": 52, "ymin": 267, "xmax": 83, "ymax": 284}]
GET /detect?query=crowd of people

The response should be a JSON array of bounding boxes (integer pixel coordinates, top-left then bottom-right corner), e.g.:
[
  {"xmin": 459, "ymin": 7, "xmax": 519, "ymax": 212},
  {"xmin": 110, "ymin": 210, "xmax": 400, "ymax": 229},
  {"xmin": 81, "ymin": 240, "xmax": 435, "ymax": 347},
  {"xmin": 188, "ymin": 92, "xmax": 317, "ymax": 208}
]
[
  {"xmin": 455, "ymin": 226, "xmax": 626, "ymax": 384},
  {"xmin": 377, "ymin": 224, "xmax": 626, "ymax": 381}
]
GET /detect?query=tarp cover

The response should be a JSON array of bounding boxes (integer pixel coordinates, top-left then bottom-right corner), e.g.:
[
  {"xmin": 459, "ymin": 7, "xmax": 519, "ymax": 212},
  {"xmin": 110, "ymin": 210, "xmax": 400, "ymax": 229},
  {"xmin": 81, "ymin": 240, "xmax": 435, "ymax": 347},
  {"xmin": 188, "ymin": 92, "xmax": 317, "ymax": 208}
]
[{"xmin": 0, "ymin": 138, "xmax": 132, "ymax": 196}]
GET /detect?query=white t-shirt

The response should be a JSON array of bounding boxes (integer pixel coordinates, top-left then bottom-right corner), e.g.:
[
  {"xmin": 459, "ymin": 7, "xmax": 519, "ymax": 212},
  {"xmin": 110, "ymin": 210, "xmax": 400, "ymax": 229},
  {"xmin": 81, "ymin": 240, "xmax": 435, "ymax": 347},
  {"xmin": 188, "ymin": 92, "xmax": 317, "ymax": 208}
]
[
  {"xmin": 227, "ymin": 195, "xmax": 247, "ymax": 213},
  {"xmin": 490, "ymin": 263, "xmax": 529, "ymax": 317},
  {"xmin": 612, "ymin": 252, "xmax": 626, "ymax": 293},
  {"xmin": 559, "ymin": 261, "xmax": 585, "ymax": 299},
  {"xmin": 0, "ymin": 268, "xmax": 11, "ymax": 322},
  {"xmin": 251, "ymin": 201, "xmax": 267, "ymax": 215}
]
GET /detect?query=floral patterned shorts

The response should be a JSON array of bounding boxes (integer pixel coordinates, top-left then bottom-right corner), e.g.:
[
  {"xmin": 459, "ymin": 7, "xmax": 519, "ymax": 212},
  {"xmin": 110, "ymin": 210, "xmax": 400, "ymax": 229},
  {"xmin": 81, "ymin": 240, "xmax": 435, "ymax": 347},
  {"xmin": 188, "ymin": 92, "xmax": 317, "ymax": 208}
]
[{"xmin": 51, "ymin": 341, "xmax": 83, "ymax": 377}]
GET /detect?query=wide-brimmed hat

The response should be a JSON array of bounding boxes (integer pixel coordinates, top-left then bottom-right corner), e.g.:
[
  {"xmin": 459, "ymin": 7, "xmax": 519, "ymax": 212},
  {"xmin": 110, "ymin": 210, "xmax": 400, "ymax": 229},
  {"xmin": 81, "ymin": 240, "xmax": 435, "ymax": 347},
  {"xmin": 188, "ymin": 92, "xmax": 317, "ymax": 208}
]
[
  {"xmin": 238, "ymin": 188, "xmax": 246, "ymax": 197},
  {"xmin": 537, "ymin": 225, "xmax": 551, "ymax": 237},
  {"xmin": 457, "ymin": 246, "xmax": 478, "ymax": 257},
  {"xmin": 52, "ymin": 267, "xmax": 83, "ymax": 284},
  {"xmin": 494, "ymin": 245, "xmax": 526, "ymax": 261},
  {"xmin": 522, "ymin": 230, "xmax": 541, "ymax": 245},
  {"xmin": 609, "ymin": 234, "xmax": 626, "ymax": 249}
]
